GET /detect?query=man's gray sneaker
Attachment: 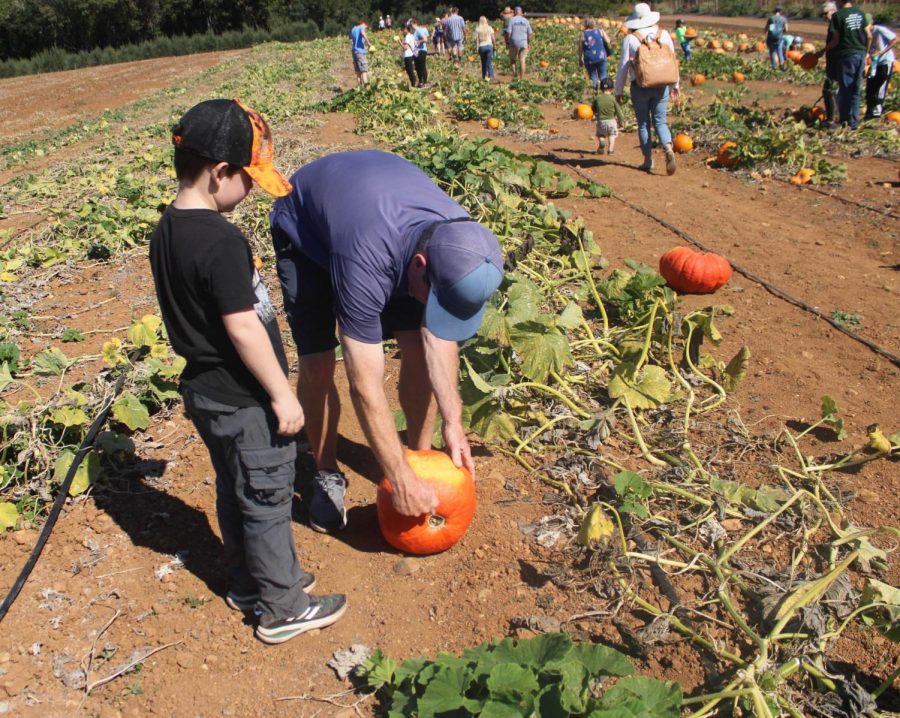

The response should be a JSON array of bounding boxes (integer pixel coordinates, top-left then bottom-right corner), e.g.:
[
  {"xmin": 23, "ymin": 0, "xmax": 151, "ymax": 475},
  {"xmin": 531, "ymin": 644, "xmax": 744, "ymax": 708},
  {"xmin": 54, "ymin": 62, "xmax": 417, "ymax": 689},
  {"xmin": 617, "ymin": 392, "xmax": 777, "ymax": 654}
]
[
  {"xmin": 309, "ymin": 469, "xmax": 348, "ymax": 533},
  {"xmin": 225, "ymin": 572, "xmax": 316, "ymax": 612},
  {"xmin": 255, "ymin": 593, "xmax": 347, "ymax": 645}
]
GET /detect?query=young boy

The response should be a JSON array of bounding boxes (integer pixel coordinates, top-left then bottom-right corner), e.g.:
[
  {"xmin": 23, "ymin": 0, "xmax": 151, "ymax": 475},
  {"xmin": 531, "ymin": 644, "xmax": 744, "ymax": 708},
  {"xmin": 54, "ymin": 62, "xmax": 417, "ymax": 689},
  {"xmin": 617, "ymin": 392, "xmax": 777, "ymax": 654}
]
[
  {"xmin": 674, "ymin": 19, "xmax": 692, "ymax": 60},
  {"xmin": 148, "ymin": 99, "xmax": 346, "ymax": 645},
  {"xmin": 592, "ymin": 78, "xmax": 626, "ymax": 155}
]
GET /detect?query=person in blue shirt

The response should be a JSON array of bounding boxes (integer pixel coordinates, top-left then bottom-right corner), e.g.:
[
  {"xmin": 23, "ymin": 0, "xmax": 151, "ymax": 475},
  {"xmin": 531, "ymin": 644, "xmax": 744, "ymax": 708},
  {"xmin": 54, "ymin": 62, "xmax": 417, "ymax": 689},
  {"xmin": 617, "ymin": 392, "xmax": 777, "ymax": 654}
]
[
  {"xmin": 269, "ymin": 151, "xmax": 504, "ymax": 534},
  {"xmin": 349, "ymin": 21, "xmax": 371, "ymax": 86},
  {"xmin": 578, "ymin": 17, "xmax": 612, "ymax": 90},
  {"xmin": 765, "ymin": 6, "xmax": 788, "ymax": 69},
  {"xmin": 412, "ymin": 17, "xmax": 431, "ymax": 87}
]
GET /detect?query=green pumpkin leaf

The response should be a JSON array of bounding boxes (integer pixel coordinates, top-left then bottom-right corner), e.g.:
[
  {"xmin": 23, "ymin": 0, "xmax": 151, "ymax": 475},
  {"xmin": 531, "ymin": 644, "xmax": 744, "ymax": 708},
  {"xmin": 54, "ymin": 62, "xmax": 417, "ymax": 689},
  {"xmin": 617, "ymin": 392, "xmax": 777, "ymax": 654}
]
[
  {"xmin": 557, "ymin": 302, "xmax": 583, "ymax": 330},
  {"xmin": 462, "ymin": 355, "xmax": 496, "ymax": 395},
  {"xmin": 486, "ymin": 662, "xmax": 540, "ymax": 702},
  {"xmin": 860, "ymin": 578, "xmax": 900, "ymax": 642},
  {"xmin": 32, "ymin": 347, "xmax": 69, "ymax": 376},
  {"xmin": 821, "ymin": 395, "xmax": 848, "ymax": 440},
  {"xmin": 51, "ymin": 406, "xmax": 89, "ymax": 428},
  {"xmin": 417, "ymin": 673, "xmax": 466, "ymax": 716},
  {"xmin": 481, "ymin": 700, "xmax": 524, "ymax": 718},
  {"xmin": 608, "ymin": 363, "xmax": 672, "ymax": 409},
  {"xmin": 479, "ymin": 303, "xmax": 510, "ymax": 346},
  {"xmin": 506, "ymin": 279, "xmax": 543, "ymax": 327},
  {"xmin": 0, "ymin": 362, "xmax": 13, "ymax": 392},
  {"xmin": 0, "ymin": 501, "xmax": 19, "ymax": 530},
  {"xmin": 595, "ymin": 676, "xmax": 682, "ymax": 717},
  {"xmin": 53, "ymin": 448, "xmax": 100, "ymax": 496},
  {"xmin": 112, "ymin": 392, "xmax": 150, "ymax": 431},
  {"xmin": 492, "ymin": 633, "xmax": 573, "ymax": 666},
  {"xmin": 565, "ymin": 643, "xmax": 634, "ymax": 677},
  {"xmin": 508, "ymin": 318, "xmax": 572, "ymax": 383},
  {"xmin": 722, "ymin": 346, "xmax": 750, "ymax": 393}
]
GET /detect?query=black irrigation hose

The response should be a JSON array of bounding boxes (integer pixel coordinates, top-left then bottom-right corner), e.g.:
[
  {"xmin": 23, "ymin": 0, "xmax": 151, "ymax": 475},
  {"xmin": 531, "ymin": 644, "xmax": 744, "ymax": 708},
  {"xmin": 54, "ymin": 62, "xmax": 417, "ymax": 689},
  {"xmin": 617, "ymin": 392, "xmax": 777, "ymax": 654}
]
[
  {"xmin": 0, "ymin": 366, "xmax": 134, "ymax": 624},
  {"xmin": 537, "ymin": 145, "xmax": 900, "ymax": 369}
]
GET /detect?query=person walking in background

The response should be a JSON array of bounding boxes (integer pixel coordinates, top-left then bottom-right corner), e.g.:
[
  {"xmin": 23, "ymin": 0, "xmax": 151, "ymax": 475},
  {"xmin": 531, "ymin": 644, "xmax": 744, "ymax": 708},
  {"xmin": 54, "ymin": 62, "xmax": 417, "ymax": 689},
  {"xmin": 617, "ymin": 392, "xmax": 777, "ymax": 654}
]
[
  {"xmin": 149, "ymin": 99, "xmax": 347, "ymax": 645},
  {"xmin": 413, "ymin": 17, "xmax": 430, "ymax": 87},
  {"xmin": 593, "ymin": 78, "xmax": 625, "ymax": 154},
  {"xmin": 865, "ymin": 18, "xmax": 896, "ymax": 119},
  {"xmin": 674, "ymin": 19, "xmax": 691, "ymax": 60},
  {"xmin": 433, "ymin": 16, "xmax": 446, "ymax": 56},
  {"xmin": 385, "ymin": 14, "xmax": 392, "ymax": 30},
  {"xmin": 475, "ymin": 16, "xmax": 496, "ymax": 80},
  {"xmin": 349, "ymin": 20, "xmax": 371, "ymax": 86},
  {"xmin": 614, "ymin": 2, "xmax": 680, "ymax": 175},
  {"xmin": 401, "ymin": 20, "xmax": 419, "ymax": 87},
  {"xmin": 822, "ymin": 0, "xmax": 872, "ymax": 128},
  {"xmin": 378, "ymin": 15, "xmax": 385, "ymax": 31},
  {"xmin": 765, "ymin": 6, "xmax": 788, "ymax": 69},
  {"xmin": 578, "ymin": 17, "xmax": 612, "ymax": 90},
  {"xmin": 816, "ymin": 2, "xmax": 840, "ymax": 126},
  {"xmin": 269, "ymin": 151, "xmax": 504, "ymax": 534},
  {"xmin": 504, "ymin": 6, "xmax": 534, "ymax": 80},
  {"xmin": 446, "ymin": 7, "xmax": 466, "ymax": 63}
]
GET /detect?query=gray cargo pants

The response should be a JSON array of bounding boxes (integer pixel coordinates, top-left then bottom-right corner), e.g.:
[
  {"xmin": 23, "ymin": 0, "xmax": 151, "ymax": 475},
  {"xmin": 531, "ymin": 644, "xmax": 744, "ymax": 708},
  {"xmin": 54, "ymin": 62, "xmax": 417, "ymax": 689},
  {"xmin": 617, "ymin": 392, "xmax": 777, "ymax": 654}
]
[{"xmin": 181, "ymin": 386, "xmax": 311, "ymax": 622}]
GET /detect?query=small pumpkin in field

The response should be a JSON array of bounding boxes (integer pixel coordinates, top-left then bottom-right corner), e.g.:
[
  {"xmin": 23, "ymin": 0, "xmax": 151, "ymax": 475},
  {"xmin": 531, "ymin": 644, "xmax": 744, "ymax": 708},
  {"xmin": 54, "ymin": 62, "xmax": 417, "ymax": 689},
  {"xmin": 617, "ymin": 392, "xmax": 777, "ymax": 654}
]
[
  {"xmin": 894, "ymin": 60, "xmax": 900, "ymax": 74},
  {"xmin": 738, "ymin": 42, "xmax": 750, "ymax": 52},
  {"xmin": 722, "ymin": 40, "xmax": 735, "ymax": 52},
  {"xmin": 690, "ymin": 73, "xmax": 706, "ymax": 85},
  {"xmin": 790, "ymin": 167, "xmax": 816, "ymax": 185},
  {"xmin": 786, "ymin": 49, "xmax": 804, "ymax": 63},
  {"xmin": 755, "ymin": 41, "xmax": 767, "ymax": 53},
  {"xmin": 732, "ymin": 71, "xmax": 745, "ymax": 83},
  {"xmin": 885, "ymin": 110, "xmax": 900, "ymax": 125},
  {"xmin": 486, "ymin": 117, "xmax": 501, "ymax": 129},
  {"xmin": 717, "ymin": 141, "xmax": 740, "ymax": 167},
  {"xmin": 659, "ymin": 246, "xmax": 733, "ymax": 294},
  {"xmin": 673, "ymin": 134, "xmax": 693, "ymax": 153},
  {"xmin": 574, "ymin": 103, "xmax": 594, "ymax": 120},
  {"xmin": 376, "ymin": 449, "xmax": 476, "ymax": 555},
  {"xmin": 694, "ymin": 37, "xmax": 707, "ymax": 48},
  {"xmin": 708, "ymin": 38, "xmax": 721, "ymax": 50},
  {"xmin": 539, "ymin": 59, "xmax": 550, "ymax": 68},
  {"xmin": 467, "ymin": 54, "xmax": 476, "ymax": 62},
  {"xmin": 807, "ymin": 106, "xmax": 827, "ymax": 122}
]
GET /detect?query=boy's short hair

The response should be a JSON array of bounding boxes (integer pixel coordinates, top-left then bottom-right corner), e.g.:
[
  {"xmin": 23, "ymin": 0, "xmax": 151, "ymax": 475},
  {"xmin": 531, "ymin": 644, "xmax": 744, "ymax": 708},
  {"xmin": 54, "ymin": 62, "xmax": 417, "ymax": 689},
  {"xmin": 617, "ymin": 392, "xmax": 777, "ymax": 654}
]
[
  {"xmin": 600, "ymin": 77, "xmax": 613, "ymax": 91},
  {"xmin": 173, "ymin": 148, "xmax": 242, "ymax": 184},
  {"xmin": 676, "ymin": 18, "xmax": 684, "ymax": 25},
  {"xmin": 171, "ymin": 99, "xmax": 291, "ymax": 197}
]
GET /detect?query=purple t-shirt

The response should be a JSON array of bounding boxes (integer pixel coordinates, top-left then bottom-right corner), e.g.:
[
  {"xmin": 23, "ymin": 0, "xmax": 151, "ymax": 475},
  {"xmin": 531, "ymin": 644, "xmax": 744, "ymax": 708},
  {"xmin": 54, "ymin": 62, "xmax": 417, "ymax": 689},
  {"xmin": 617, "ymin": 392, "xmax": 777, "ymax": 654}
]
[{"xmin": 270, "ymin": 151, "xmax": 471, "ymax": 344}]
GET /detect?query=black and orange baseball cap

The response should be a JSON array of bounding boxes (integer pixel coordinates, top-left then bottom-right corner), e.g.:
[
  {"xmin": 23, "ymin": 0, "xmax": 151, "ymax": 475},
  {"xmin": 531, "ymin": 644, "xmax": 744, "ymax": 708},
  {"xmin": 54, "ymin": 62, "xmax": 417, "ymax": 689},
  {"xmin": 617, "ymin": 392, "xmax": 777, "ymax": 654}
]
[{"xmin": 171, "ymin": 99, "xmax": 292, "ymax": 197}]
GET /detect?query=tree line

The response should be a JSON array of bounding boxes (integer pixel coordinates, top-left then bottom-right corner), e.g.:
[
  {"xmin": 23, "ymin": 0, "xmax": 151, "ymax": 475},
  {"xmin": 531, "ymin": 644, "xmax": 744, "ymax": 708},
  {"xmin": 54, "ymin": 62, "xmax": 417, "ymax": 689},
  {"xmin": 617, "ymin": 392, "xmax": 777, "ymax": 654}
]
[{"xmin": 0, "ymin": 0, "xmax": 619, "ymax": 62}]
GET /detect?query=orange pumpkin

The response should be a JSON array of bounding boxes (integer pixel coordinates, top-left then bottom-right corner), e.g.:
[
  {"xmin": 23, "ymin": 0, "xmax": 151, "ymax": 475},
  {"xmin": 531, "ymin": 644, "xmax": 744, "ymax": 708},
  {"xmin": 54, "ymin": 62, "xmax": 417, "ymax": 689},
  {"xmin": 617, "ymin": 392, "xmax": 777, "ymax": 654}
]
[
  {"xmin": 786, "ymin": 49, "xmax": 804, "ymax": 63},
  {"xmin": 709, "ymin": 39, "xmax": 721, "ymax": 50},
  {"xmin": 691, "ymin": 73, "xmax": 706, "ymax": 85},
  {"xmin": 722, "ymin": 40, "xmax": 734, "ymax": 51},
  {"xmin": 684, "ymin": 27, "xmax": 697, "ymax": 39},
  {"xmin": 807, "ymin": 106, "xmax": 826, "ymax": 122},
  {"xmin": 486, "ymin": 117, "xmax": 501, "ymax": 129},
  {"xmin": 755, "ymin": 41, "xmax": 767, "ymax": 53},
  {"xmin": 694, "ymin": 37, "xmax": 707, "ymax": 48},
  {"xmin": 732, "ymin": 71, "xmax": 745, "ymax": 83},
  {"xmin": 799, "ymin": 52, "xmax": 818, "ymax": 70},
  {"xmin": 717, "ymin": 141, "xmax": 740, "ymax": 167},
  {"xmin": 738, "ymin": 42, "xmax": 750, "ymax": 52},
  {"xmin": 885, "ymin": 111, "xmax": 900, "ymax": 125},
  {"xmin": 574, "ymin": 103, "xmax": 594, "ymax": 120},
  {"xmin": 659, "ymin": 246, "xmax": 733, "ymax": 294},
  {"xmin": 376, "ymin": 449, "xmax": 476, "ymax": 555},
  {"xmin": 673, "ymin": 134, "xmax": 694, "ymax": 153},
  {"xmin": 539, "ymin": 59, "xmax": 550, "ymax": 68}
]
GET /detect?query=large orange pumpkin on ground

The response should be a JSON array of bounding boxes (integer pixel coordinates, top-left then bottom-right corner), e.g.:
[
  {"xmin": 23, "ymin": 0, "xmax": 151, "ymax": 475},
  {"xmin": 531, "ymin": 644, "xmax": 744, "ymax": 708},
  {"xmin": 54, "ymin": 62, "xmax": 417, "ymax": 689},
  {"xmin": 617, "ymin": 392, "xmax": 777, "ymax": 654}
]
[
  {"xmin": 574, "ymin": 103, "xmax": 594, "ymax": 120},
  {"xmin": 376, "ymin": 449, "xmax": 476, "ymax": 555},
  {"xmin": 755, "ymin": 41, "xmax": 767, "ymax": 53},
  {"xmin": 690, "ymin": 73, "xmax": 706, "ymax": 85},
  {"xmin": 786, "ymin": 49, "xmax": 804, "ymax": 63},
  {"xmin": 885, "ymin": 111, "xmax": 900, "ymax": 125},
  {"xmin": 659, "ymin": 247, "xmax": 733, "ymax": 294},
  {"xmin": 732, "ymin": 71, "xmax": 745, "ymax": 83},
  {"xmin": 673, "ymin": 134, "xmax": 693, "ymax": 153},
  {"xmin": 717, "ymin": 141, "xmax": 740, "ymax": 167}
]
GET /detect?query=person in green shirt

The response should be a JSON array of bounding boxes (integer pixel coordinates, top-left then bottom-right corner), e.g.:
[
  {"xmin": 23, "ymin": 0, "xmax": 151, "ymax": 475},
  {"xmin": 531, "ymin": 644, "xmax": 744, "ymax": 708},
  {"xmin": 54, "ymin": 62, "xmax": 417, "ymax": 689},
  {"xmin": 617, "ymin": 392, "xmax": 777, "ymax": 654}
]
[
  {"xmin": 674, "ymin": 19, "xmax": 691, "ymax": 60},
  {"xmin": 592, "ymin": 78, "xmax": 626, "ymax": 155},
  {"xmin": 821, "ymin": 0, "xmax": 872, "ymax": 128}
]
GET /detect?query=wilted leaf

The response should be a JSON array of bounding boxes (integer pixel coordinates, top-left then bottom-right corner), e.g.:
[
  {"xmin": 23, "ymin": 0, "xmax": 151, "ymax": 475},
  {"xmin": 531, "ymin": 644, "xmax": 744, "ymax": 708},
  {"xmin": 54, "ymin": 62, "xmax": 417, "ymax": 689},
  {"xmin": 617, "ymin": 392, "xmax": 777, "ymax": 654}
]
[
  {"xmin": 0, "ymin": 362, "xmax": 13, "ymax": 392},
  {"xmin": 578, "ymin": 504, "xmax": 615, "ymax": 547},
  {"xmin": 112, "ymin": 392, "xmax": 150, "ymax": 431},
  {"xmin": 557, "ymin": 302, "xmax": 583, "ymax": 330},
  {"xmin": 0, "ymin": 501, "xmax": 18, "ymax": 530},
  {"xmin": 53, "ymin": 449, "xmax": 100, "ymax": 496},
  {"xmin": 722, "ymin": 346, "xmax": 750, "ymax": 392},
  {"xmin": 127, "ymin": 315, "xmax": 162, "ymax": 348},
  {"xmin": 101, "ymin": 338, "xmax": 128, "ymax": 367},
  {"xmin": 50, "ymin": 406, "xmax": 89, "ymax": 428},
  {"xmin": 773, "ymin": 552, "xmax": 858, "ymax": 625},
  {"xmin": 508, "ymin": 318, "xmax": 572, "ymax": 383},
  {"xmin": 32, "ymin": 347, "xmax": 69, "ymax": 376},
  {"xmin": 821, "ymin": 395, "xmax": 847, "ymax": 440},
  {"xmin": 860, "ymin": 578, "xmax": 900, "ymax": 642},
  {"xmin": 608, "ymin": 363, "xmax": 672, "ymax": 409}
]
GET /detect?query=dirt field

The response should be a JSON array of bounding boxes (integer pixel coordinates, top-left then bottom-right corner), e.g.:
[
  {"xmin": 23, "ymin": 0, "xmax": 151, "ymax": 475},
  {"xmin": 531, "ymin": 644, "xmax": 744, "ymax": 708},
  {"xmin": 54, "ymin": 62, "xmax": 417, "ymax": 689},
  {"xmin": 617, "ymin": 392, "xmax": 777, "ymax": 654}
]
[{"xmin": 0, "ymin": 16, "xmax": 897, "ymax": 718}]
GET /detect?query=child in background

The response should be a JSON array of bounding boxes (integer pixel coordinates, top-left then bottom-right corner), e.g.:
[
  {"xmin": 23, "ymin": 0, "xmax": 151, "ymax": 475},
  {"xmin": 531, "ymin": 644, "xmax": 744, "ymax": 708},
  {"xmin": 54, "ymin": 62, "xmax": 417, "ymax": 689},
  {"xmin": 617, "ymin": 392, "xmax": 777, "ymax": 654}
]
[
  {"xmin": 674, "ymin": 19, "xmax": 691, "ymax": 60},
  {"xmin": 592, "ymin": 78, "xmax": 625, "ymax": 154},
  {"xmin": 148, "ymin": 99, "xmax": 347, "ymax": 645}
]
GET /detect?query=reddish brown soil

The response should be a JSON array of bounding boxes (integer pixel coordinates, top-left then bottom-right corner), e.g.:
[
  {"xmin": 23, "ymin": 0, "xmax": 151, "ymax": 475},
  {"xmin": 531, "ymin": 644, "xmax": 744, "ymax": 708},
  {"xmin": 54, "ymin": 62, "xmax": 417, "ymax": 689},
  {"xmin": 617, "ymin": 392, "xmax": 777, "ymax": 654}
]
[{"xmin": 0, "ymin": 18, "xmax": 898, "ymax": 718}]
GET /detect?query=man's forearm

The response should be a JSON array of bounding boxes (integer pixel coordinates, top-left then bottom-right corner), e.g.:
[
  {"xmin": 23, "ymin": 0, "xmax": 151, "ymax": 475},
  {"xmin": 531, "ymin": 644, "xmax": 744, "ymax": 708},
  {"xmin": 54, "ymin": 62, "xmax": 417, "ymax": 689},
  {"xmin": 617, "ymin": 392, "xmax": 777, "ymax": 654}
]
[{"xmin": 421, "ymin": 328, "xmax": 463, "ymax": 429}]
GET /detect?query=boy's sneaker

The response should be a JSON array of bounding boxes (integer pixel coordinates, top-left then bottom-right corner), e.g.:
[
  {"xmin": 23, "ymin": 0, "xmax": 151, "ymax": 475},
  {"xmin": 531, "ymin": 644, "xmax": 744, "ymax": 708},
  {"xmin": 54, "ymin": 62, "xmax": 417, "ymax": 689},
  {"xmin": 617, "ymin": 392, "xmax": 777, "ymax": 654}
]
[
  {"xmin": 255, "ymin": 594, "xmax": 347, "ymax": 645},
  {"xmin": 225, "ymin": 572, "xmax": 317, "ymax": 612},
  {"xmin": 309, "ymin": 469, "xmax": 348, "ymax": 533}
]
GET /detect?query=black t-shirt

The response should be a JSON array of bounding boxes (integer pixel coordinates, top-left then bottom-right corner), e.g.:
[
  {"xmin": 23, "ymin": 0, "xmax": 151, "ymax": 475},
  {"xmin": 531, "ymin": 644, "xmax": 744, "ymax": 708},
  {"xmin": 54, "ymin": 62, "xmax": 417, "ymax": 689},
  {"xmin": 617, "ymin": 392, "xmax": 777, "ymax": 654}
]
[{"xmin": 149, "ymin": 206, "xmax": 289, "ymax": 407}]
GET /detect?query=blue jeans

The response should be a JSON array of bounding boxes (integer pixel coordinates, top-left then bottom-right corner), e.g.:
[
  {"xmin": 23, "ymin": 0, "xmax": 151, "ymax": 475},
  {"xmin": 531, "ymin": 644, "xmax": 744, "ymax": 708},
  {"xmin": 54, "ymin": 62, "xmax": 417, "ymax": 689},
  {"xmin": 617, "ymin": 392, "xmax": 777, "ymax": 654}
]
[
  {"xmin": 768, "ymin": 40, "xmax": 784, "ymax": 68},
  {"xmin": 680, "ymin": 42, "xmax": 691, "ymax": 60},
  {"xmin": 584, "ymin": 59, "xmax": 608, "ymax": 89},
  {"xmin": 630, "ymin": 83, "xmax": 672, "ymax": 159},
  {"xmin": 838, "ymin": 53, "xmax": 865, "ymax": 128},
  {"xmin": 479, "ymin": 45, "xmax": 494, "ymax": 79}
]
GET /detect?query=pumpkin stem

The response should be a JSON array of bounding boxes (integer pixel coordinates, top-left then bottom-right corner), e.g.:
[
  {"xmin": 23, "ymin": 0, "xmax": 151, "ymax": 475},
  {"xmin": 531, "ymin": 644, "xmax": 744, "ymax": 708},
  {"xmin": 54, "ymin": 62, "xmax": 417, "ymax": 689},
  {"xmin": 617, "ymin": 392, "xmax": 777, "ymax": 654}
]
[{"xmin": 427, "ymin": 513, "xmax": 445, "ymax": 529}]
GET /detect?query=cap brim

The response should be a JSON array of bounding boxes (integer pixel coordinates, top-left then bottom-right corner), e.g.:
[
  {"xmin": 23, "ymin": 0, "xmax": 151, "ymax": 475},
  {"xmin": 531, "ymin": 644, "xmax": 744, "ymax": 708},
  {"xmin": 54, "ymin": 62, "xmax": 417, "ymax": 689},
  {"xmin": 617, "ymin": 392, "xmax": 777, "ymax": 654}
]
[
  {"xmin": 245, "ymin": 162, "xmax": 292, "ymax": 198},
  {"xmin": 425, "ymin": 288, "xmax": 487, "ymax": 342}
]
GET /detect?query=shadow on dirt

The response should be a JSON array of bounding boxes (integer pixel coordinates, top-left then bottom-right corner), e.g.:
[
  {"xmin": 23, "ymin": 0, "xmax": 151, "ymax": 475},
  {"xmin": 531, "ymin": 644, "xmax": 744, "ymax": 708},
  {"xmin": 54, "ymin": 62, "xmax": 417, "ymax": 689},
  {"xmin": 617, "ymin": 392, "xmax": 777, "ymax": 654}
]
[
  {"xmin": 96, "ymin": 458, "xmax": 226, "ymax": 596},
  {"xmin": 328, "ymin": 504, "xmax": 394, "ymax": 554},
  {"xmin": 530, "ymin": 149, "xmax": 642, "ymax": 173}
]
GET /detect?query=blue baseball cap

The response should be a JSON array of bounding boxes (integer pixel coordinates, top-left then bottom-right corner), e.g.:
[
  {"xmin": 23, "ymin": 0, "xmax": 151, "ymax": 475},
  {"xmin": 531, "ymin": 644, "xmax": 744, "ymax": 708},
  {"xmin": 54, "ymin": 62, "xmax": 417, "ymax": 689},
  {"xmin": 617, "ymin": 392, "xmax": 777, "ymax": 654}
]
[{"xmin": 424, "ymin": 221, "xmax": 504, "ymax": 341}]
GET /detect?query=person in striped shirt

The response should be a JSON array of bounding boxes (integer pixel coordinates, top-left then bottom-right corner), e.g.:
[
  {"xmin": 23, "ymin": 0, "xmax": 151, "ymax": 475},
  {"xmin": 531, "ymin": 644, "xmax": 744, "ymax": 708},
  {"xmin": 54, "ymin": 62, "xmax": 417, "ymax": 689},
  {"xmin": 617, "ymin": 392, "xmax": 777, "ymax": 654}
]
[{"xmin": 446, "ymin": 6, "xmax": 467, "ymax": 63}]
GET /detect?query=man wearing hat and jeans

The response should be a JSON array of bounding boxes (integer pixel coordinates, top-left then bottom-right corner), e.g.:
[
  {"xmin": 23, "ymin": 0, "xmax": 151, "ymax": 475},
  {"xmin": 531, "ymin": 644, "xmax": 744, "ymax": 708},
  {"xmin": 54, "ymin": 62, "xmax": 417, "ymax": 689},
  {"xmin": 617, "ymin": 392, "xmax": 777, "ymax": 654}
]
[
  {"xmin": 149, "ymin": 99, "xmax": 347, "ymax": 645},
  {"xmin": 270, "ymin": 150, "xmax": 504, "ymax": 532}
]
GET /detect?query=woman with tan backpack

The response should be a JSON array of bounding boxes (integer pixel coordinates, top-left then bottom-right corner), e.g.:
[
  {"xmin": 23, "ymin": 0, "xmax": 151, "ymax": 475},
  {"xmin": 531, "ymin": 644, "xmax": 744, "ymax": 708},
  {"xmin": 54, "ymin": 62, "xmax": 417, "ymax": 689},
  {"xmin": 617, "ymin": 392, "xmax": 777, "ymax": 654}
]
[{"xmin": 614, "ymin": 3, "xmax": 681, "ymax": 175}]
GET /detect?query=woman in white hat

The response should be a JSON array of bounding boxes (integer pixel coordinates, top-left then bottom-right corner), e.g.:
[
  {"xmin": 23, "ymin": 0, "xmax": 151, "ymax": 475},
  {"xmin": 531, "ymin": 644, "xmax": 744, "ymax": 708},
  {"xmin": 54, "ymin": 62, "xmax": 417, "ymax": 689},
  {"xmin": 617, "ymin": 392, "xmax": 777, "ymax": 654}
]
[{"xmin": 614, "ymin": 3, "xmax": 680, "ymax": 175}]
